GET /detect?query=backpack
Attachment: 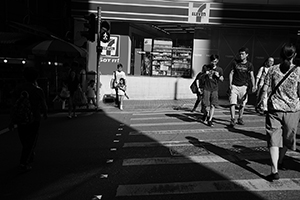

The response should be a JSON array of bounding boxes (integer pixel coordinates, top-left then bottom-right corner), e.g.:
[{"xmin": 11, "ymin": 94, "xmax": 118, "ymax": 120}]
[{"xmin": 11, "ymin": 91, "xmax": 34, "ymax": 125}]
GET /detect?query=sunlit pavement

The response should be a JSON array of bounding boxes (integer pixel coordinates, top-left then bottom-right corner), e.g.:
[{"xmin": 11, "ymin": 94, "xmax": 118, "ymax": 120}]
[{"xmin": 1, "ymin": 97, "xmax": 300, "ymax": 200}]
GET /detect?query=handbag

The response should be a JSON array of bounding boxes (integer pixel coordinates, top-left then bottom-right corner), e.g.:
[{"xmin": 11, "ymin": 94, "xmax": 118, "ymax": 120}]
[
  {"xmin": 190, "ymin": 72, "xmax": 205, "ymax": 94},
  {"xmin": 190, "ymin": 80, "xmax": 198, "ymax": 94},
  {"xmin": 267, "ymin": 65, "xmax": 298, "ymax": 109}
]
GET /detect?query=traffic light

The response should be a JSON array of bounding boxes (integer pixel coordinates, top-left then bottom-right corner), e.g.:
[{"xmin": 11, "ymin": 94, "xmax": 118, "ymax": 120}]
[
  {"xmin": 100, "ymin": 20, "xmax": 110, "ymax": 43},
  {"xmin": 81, "ymin": 13, "xmax": 96, "ymax": 42}
]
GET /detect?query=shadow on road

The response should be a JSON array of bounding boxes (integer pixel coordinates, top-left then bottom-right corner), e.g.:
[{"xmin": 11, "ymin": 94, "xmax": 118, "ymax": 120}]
[{"xmin": 0, "ymin": 109, "xmax": 267, "ymax": 200}]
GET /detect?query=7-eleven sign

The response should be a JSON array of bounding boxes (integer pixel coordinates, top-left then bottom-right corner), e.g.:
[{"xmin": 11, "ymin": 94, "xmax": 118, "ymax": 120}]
[{"xmin": 101, "ymin": 35, "xmax": 120, "ymax": 57}]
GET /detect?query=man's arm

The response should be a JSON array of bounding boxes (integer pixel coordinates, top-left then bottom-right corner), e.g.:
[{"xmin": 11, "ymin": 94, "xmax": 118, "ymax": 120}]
[
  {"xmin": 250, "ymin": 71, "xmax": 257, "ymax": 92},
  {"xmin": 229, "ymin": 70, "xmax": 234, "ymax": 89}
]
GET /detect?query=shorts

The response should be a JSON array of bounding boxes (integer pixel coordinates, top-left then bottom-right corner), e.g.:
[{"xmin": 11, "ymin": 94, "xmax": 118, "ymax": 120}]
[
  {"xmin": 229, "ymin": 85, "xmax": 248, "ymax": 106},
  {"xmin": 266, "ymin": 111, "xmax": 300, "ymax": 151},
  {"xmin": 203, "ymin": 90, "xmax": 218, "ymax": 107}
]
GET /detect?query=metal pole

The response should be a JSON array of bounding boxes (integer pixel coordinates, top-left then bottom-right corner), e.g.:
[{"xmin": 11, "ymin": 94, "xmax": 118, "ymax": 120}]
[{"xmin": 96, "ymin": 7, "xmax": 101, "ymax": 107}]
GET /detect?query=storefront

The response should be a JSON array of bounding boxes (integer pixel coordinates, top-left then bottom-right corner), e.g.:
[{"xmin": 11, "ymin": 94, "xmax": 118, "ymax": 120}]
[{"xmin": 71, "ymin": 0, "xmax": 300, "ymax": 100}]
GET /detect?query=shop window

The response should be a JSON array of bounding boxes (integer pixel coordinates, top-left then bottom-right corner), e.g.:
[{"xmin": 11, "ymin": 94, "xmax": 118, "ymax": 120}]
[{"xmin": 140, "ymin": 38, "xmax": 192, "ymax": 77}]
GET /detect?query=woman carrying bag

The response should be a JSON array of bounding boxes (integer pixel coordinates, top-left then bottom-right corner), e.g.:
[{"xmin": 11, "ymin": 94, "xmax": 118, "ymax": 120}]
[{"xmin": 261, "ymin": 44, "xmax": 300, "ymax": 182}]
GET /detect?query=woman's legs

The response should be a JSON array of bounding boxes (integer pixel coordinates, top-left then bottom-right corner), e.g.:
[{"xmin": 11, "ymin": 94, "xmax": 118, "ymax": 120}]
[
  {"xmin": 119, "ymin": 95, "xmax": 124, "ymax": 110},
  {"xmin": 269, "ymin": 146, "xmax": 279, "ymax": 174}
]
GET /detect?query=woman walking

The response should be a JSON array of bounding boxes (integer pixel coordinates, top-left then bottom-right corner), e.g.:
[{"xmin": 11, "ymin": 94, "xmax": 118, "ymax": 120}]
[{"xmin": 261, "ymin": 44, "xmax": 300, "ymax": 181}]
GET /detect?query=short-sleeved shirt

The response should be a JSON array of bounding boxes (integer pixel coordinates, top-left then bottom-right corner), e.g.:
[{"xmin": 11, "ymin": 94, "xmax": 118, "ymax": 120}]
[
  {"xmin": 202, "ymin": 64, "xmax": 223, "ymax": 91},
  {"xmin": 264, "ymin": 64, "xmax": 300, "ymax": 112},
  {"xmin": 231, "ymin": 60, "xmax": 254, "ymax": 86},
  {"xmin": 257, "ymin": 66, "xmax": 270, "ymax": 88},
  {"xmin": 113, "ymin": 70, "xmax": 126, "ymax": 84},
  {"xmin": 14, "ymin": 82, "xmax": 48, "ymax": 122}
]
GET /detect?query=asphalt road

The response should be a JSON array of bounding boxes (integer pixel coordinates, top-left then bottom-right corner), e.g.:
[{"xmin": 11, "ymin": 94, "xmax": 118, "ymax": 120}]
[{"xmin": 1, "ymin": 101, "xmax": 300, "ymax": 200}]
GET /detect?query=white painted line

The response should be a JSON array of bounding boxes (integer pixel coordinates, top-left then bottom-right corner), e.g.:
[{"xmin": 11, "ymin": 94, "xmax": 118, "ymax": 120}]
[
  {"xmin": 92, "ymin": 195, "xmax": 102, "ymax": 199},
  {"xmin": 116, "ymin": 178, "xmax": 300, "ymax": 196},
  {"xmin": 130, "ymin": 121, "xmax": 200, "ymax": 127},
  {"xmin": 106, "ymin": 159, "xmax": 114, "ymax": 163},
  {"xmin": 113, "ymin": 140, "xmax": 120, "ymax": 143},
  {"xmin": 110, "ymin": 148, "xmax": 117, "ymax": 151},
  {"xmin": 129, "ymin": 127, "xmax": 265, "ymax": 135},
  {"xmin": 130, "ymin": 119, "xmax": 264, "ymax": 127},
  {"xmin": 100, "ymin": 174, "xmax": 108, "ymax": 179},
  {"xmin": 130, "ymin": 114, "xmax": 259, "ymax": 121},
  {"xmin": 122, "ymin": 155, "xmax": 238, "ymax": 166},
  {"xmin": 116, "ymin": 133, "xmax": 122, "ymax": 136},
  {"xmin": 118, "ymin": 128, "xmax": 123, "ymax": 131},
  {"xmin": 123, "ymin": 139, "xmax": 266, "ymax": 148}
]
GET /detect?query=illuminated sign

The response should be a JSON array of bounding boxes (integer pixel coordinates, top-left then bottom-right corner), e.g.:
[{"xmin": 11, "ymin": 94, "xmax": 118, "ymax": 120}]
[
  {"xmin": 100, "ymin": 35, "xmax": 120, "ymax": 63},
  {"xmin": 188, "ymin": 2, "xmax": 210, "ymax": 23}
]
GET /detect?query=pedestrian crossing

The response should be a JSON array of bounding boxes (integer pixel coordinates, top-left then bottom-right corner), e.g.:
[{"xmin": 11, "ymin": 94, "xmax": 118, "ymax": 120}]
[{"xmin": 112, "ymin": 107, "xmax": 300, "ymax": 199}]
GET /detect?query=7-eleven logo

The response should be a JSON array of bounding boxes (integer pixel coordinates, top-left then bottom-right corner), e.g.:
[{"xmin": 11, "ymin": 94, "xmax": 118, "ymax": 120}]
[{"xmin": 101, "ymin": 35, "xmax": 119, "ymax": 57}]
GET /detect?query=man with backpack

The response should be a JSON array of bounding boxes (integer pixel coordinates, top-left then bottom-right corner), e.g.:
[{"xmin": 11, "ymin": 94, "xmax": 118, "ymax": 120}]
[
  {"xmin": 228, "ymin": 47, "xmax": 256, "ymax": 127},
  {"xmin": 10, "ymin": 67, "xmax": 48, "ymax": 171}
]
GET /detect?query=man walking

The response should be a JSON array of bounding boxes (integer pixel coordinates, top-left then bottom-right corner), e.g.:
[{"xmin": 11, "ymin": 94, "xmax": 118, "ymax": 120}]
[
  {"xmin": 228, "ymin": 47, "xmax": 256, "ymax": 127},
  {"xmin": 201, "ymin": 54, "xmax": 224, "ymax": 127}
]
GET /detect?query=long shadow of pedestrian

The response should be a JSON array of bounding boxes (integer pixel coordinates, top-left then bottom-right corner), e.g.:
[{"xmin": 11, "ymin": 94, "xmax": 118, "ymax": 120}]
[{"xmin": 186, "ymin": 136, "xmax": 270, "ymax": 181}]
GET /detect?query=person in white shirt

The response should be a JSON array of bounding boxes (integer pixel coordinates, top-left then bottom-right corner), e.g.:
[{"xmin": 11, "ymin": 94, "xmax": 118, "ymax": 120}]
[
  {"xmin": 255, "ymin": 57, "xmax": 274, "ymax": 114},
  {"xmin": 112, "ymin": 63, "xmax": 126, "ymax": 109}
]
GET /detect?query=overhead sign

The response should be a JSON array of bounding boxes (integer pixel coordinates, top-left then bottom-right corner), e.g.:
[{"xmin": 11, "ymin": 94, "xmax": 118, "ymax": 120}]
[
  {"xmin": 188, "ymin": 2, "xmax": 210, "ymax": 24},
  {"xmin": 100, "ymin": 35, "xmax": 120, "ymax": 63}
]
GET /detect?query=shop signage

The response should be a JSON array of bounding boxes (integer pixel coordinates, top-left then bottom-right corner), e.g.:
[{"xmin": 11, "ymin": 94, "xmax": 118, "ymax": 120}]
[
  {"xmin": 100, "ymin": 35, "xmax": 120, "ymax": 63},
  {"xmin": 188, "ymin": 2, "xmax": 210, "ymax": 24}
]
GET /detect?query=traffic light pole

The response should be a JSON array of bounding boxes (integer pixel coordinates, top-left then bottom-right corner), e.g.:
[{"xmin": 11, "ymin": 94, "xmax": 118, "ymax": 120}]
[{"xmin": 96, "ymin": 7, "xmax": 101, "ymax": 108}]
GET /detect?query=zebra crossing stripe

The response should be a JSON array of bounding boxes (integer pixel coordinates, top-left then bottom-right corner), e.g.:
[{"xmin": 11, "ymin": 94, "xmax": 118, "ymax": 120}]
[
  {"xmin": 130, "ymin": 119, "xmax": 264, "ymax": 127},
  {"xmin": 130, "ymin": 114, "xmax": 259, "ymax": 121},
  {"xmin": 129, "ymin": 127, "xmax": 265, "ymax": 135},
  {"xmin": 123, "ymin": 139, "xmax": 265, "ymax": 148},
  {"xmin": 116, "ymin": 178, "xmax": 300, "ymax": 196},
  {"xmin": 132, "ymin": 109, "xmax": 227, "ymax": 116},
  {"xmin": 123, "ymin": 155, "xmax": 240, "ymax": 166}
]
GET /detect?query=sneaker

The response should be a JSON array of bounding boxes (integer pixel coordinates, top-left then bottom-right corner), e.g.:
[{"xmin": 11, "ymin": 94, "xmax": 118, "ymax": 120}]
[
  {"xmin": 266, "ymin": 172, "xmax": 279, "ymax": 182},
  {"xmin": 237, "ymin": 118, "xmax": 244, "ymax": 125},
  {"xmin": 230, "ymin": 118, "xmax": 236, "ymax": 127},
  {"xmin": 207, "ymin": 120, "xmax": 214, "ymax": 127},
  {"xmin": 120, "ymin": 105, "xmax": 123, "ymax": 110}
]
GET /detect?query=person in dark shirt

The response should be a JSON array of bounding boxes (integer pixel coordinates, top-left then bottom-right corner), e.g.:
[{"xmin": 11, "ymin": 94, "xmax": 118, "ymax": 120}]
[
  {"xmin": 201, "ymin": 55, "xmax": 224, "ymax": 127},
  {"xmin": 66, "ymin": 70, "xmax": 80, "ymax": 118},
  {"xmin": 228, "ymin": 47, "xmax": 256, "ymax": 127},
  {"xmin": 10, "ymin": 67, "xmax": 48, "ymax": 171}
]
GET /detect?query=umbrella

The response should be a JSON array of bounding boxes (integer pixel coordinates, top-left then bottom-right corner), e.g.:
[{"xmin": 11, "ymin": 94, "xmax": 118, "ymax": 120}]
[{"xmin": 31, "ymin": 39, "xmax": 87, "ymax": 58}]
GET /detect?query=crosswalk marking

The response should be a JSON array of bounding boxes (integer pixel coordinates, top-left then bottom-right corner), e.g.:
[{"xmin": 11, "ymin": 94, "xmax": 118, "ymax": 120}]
[
  {"xmin": 130, "ymin": 114, "xmax": 260, "ymax": 121},
  {"xmin": 123, "ymin": 139, "xmax": 266, "ymax": 148},
  {"xmin": 129, "ymin": 126, "xmax": 265, "ymax": 135},
  {"xmin": 116, "ymin": 178, "xmax": 300, "ymax": 196},
  {"xmin": 122, "ymin": 155, "xmax": 237, "ymax": 166},
  {"xmin": 114, "ymin": 108, "xmax": 300, "ymax": 198},
  {"xmin": 130, "ymin": 119, "xmax": 264, "ymax": 127}
]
